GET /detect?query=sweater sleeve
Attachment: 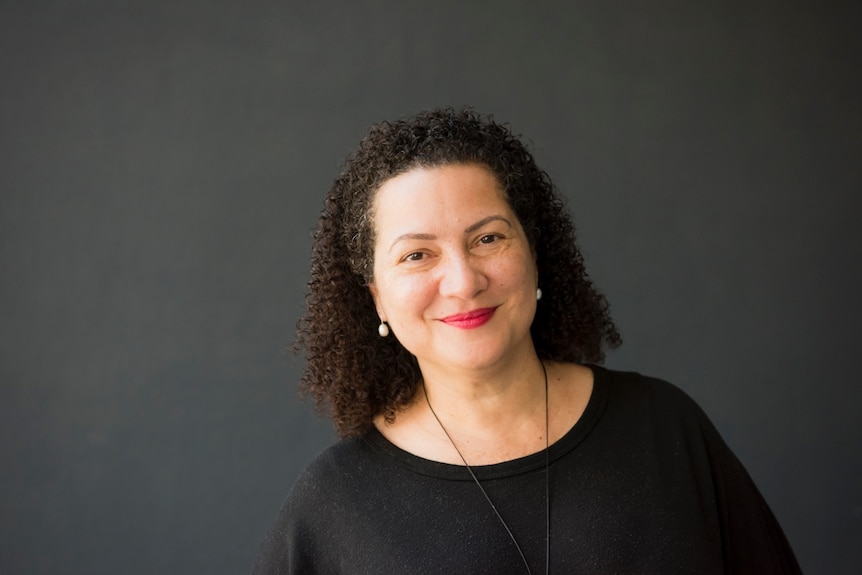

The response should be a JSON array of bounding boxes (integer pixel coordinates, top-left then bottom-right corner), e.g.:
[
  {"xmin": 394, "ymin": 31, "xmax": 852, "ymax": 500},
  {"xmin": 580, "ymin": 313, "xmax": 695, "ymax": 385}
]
[
  {"xmin": 250, "ymin": 490, "xmax": 309, "ymax": 575},
  {"xmin": 250, "ymin": 439, "xmax": 373, "ymax": 575},
  {"xmin": 696, "ymin": 407, "xmax": 802, "ymax": 574},
  {"xmin": 250, "ymin": 457, "xmax": 335, "ymax": 575}
]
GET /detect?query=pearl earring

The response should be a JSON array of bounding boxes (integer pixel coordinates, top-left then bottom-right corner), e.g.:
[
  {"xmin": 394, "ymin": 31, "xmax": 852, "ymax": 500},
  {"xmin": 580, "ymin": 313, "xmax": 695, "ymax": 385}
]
[
  {"xmin": 378, "ymin": 322, "xmax": 390, "ymax": 337},
  {"xmin": 536, "ymin": 288, "xmax": 543, "ymax": 301}
]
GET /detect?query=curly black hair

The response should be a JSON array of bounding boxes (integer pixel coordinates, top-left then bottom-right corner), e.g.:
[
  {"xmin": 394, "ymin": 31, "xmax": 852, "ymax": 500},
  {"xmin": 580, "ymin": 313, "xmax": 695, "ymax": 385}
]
[{"xmin": 296, "ymin": 108, "xmax": 621, "ymax": 437}]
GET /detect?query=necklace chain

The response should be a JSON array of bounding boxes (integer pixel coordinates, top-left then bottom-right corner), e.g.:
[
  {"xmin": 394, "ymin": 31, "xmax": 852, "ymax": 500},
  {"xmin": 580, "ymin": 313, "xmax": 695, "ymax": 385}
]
[{"xmin": 424, "ymin": 362, "xmax": 550, "ymax": 575}]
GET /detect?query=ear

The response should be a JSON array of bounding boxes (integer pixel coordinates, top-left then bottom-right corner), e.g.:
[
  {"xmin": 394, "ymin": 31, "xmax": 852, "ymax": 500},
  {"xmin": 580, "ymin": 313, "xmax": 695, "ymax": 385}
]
[
  {"xmin": 368, "ymin": 282, "xmax": 385, "ymax": 321},
  {"xmin": 532, "ymin": 252, "xmax": 539, "ymax": 287}
]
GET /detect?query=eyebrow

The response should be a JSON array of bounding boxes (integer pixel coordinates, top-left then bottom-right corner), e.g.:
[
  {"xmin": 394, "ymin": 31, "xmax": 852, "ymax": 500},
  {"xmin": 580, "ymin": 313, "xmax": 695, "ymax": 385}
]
[
  {"xmin": 465, "ymin": 215, "xmax": 513, "ymax": 234},
  {"xmin": 388, "ymin": 215, "xmax": 514, "ymax": 252}
]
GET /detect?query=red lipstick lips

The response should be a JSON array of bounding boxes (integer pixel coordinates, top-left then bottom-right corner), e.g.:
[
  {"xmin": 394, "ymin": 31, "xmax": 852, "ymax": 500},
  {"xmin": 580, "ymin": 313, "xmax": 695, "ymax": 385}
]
[{"xmin": 440, "ymin": 307, "xmax": 496, "ymax": 329}]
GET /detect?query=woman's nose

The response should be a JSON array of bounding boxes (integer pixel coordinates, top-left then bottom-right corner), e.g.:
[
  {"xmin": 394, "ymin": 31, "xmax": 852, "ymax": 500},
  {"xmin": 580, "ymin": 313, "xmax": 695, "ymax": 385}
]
[{"xmin": 437, "ymin": 252, "xmax": 487, "ymax": 299}]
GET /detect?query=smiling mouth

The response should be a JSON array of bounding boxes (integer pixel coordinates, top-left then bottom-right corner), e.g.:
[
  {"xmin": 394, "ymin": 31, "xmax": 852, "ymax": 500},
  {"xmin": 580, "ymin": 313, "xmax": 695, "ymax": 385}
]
[{"xmin": 440, "ymin": 307, "xmax": 497, "ymax": 329}]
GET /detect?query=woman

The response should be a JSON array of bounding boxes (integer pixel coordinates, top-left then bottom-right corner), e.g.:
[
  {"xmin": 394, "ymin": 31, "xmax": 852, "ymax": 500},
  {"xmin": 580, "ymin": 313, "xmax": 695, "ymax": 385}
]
[{"xmin": 253, "ymin": 108, "xmax": 801, "ymax": 574}]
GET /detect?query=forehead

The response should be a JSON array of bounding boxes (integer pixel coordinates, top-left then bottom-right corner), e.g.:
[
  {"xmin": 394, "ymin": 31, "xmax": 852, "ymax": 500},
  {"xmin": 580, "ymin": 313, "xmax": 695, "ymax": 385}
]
[{"xmin": 371, "ymin": 163, "xmax": 513, "ymax": 233}]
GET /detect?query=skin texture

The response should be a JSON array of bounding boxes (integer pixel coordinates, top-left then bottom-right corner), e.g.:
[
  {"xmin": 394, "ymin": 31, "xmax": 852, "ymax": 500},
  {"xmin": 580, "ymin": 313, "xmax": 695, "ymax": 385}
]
[{"xmin": 369, "ymin": 164, "xmax": 538, "ymax": 379}]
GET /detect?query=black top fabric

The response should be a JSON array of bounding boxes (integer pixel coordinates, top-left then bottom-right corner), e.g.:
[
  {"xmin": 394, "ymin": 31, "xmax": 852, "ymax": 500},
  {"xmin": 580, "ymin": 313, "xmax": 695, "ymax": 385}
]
[{"xmin": 252, "ymin": 366, "xmax": 801, "ymax": 574}]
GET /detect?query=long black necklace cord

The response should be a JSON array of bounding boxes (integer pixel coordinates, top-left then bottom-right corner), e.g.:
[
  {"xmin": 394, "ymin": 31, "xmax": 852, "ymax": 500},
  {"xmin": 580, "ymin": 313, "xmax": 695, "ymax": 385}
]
[{"xmin": 425, "ymin": 362, "xmax": 550, "ymax": 575}]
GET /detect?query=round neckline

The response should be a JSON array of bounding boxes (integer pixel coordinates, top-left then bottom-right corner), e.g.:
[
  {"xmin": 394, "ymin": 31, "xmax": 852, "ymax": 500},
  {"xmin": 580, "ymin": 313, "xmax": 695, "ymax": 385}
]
[{"xmin": 362, "ymin": 365, "xmax": 610, "ymax": 481}]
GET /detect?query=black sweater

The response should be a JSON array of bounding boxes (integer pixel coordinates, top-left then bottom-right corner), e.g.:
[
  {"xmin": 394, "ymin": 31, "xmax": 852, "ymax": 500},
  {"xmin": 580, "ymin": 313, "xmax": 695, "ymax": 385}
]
[{"xmin": 252, "ymin": 366, "xmax": 801, "ymax": 574}]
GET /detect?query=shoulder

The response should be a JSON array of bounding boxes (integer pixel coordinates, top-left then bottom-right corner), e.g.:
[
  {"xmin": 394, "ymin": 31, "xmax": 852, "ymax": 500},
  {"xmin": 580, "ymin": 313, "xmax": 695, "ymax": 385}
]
[
  {"xmin": 587, "ymin": 366, "xmax": 753, "ymax": 496},
  {"xmin": 286, "ymin": 436, "xmax": 377, "ymax": 506},
  {"xmin": 251, "ymin": 436, "xmax": 379, "ymax": 574},
  {"xmin": 592, "ymin": 365, "xmax": 708, "ymax": 418},
  {"xmin": 586, "ymin": 365, "xmax": 728, "ymax": 452},
  {"xmin": 588, "ymin": 366, "xmax": 802, "ymax": 572}
]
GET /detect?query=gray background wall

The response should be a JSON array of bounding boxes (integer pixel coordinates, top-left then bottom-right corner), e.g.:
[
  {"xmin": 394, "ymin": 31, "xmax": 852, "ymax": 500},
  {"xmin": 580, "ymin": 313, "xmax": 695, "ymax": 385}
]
[{"xmin": 1, "ymin": 1, "xmax": 859, "ymax": 573}]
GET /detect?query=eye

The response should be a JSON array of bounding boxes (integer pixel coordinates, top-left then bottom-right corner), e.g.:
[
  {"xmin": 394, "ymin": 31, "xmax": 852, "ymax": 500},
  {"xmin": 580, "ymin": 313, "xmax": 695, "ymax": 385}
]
[
  {"xmin": 478, "ymin": 234, "xmax": 500, "ymax": 245},
  {"xmin": 403, "ymin": 251, "xmax": 425, "ymax": 262}
]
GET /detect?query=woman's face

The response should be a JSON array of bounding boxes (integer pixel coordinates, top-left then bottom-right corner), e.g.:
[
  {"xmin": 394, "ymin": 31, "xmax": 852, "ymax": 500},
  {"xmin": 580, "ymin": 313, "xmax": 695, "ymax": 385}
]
[{"xmin": 369, "ymin": 163, "xmax": 538, "ymax": 375}]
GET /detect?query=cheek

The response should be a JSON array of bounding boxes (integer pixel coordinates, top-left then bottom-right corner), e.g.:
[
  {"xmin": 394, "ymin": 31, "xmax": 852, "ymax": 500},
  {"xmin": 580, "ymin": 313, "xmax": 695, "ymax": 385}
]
[
  {"xmin": 377, "ymin": 274, "xmax": 435, "ymax": 317},
  {"xmin": 495, "ymin": 253, "xmax": 537, "ymax": 292}
]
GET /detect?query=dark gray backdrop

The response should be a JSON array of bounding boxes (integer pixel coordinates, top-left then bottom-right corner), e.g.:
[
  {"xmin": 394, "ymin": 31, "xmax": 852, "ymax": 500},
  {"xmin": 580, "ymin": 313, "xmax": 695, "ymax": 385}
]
[{"xmin": 1, "ymin": 1, "xmax": 860, "ymax": 573}]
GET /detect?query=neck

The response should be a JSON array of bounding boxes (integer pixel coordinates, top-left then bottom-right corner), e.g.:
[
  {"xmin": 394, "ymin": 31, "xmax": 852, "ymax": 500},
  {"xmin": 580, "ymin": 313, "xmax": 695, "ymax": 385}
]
[
  {"xmin": 416, "ymin": 353, "xmax": 549, "ymax": 464},
  {"xmin": 422, "ymin": 351, "xmax": 544, "ymax": 419}
]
